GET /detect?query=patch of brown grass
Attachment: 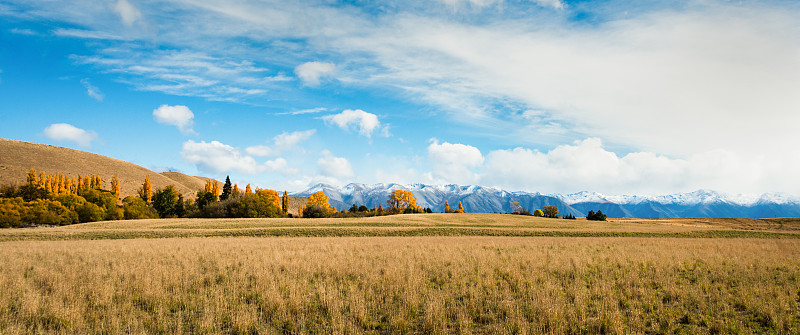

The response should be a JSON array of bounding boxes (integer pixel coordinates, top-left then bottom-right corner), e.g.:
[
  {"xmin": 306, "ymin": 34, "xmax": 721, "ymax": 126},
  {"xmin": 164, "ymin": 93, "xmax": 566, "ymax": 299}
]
[{"xmin": 0, "ymin": 236, "xmax": 798, "ymax": 333}]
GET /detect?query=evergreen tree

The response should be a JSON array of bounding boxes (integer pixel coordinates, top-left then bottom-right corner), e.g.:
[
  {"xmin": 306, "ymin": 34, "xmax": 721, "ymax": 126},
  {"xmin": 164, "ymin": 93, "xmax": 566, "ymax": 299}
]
[
  {"xmin": 175, "ymin": 193, "xmax": 186, "ymax": 218},
  {"xmin": 220, "ymin": 176, "xmax": 232, "ymax": 201}
]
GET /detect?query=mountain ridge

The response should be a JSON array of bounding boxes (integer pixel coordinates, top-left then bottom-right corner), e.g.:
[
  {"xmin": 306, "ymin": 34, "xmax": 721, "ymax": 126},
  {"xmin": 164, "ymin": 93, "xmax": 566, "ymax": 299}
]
[{"xmin": 293, "ymin": 183, "xmax": 800, "ymax": 219}]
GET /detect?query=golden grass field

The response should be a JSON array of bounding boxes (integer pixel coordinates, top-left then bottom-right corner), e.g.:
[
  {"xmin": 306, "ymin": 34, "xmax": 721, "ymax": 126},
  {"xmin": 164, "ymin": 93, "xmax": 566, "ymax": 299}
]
[{"xmin": 1, "ymin": 214, "xmax": 799, "ymax": 334}]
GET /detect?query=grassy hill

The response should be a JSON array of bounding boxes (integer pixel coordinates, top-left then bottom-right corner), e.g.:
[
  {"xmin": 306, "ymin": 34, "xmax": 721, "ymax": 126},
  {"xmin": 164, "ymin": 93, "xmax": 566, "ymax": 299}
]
[
  {"xmin": 0, "ymin": 138, "xmax": 307, "ymax": 210},
  {"xmin": 0, "ymin": 138, "xmax": 214, "ymax": 198}
]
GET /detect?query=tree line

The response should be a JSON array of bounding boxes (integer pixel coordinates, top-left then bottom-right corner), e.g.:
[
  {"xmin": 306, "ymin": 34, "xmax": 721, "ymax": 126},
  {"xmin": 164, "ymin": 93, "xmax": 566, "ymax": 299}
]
[{"xmin": 509, "ymin": 202, "xmax": 607, "ymax": 221}]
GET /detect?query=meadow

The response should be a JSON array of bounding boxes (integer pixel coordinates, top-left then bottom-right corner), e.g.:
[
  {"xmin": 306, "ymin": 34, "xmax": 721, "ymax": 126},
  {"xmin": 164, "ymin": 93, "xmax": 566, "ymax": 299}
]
[{"xmin": 1, "ymin": 214, "xmax": 799, "ymax": 334}]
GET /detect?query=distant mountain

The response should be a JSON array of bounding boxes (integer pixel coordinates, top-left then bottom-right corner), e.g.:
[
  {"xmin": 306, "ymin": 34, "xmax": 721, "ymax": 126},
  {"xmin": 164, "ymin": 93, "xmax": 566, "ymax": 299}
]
[{"xmin": 293, "ymin": 183, "xmax": 800, "ymax": 219}]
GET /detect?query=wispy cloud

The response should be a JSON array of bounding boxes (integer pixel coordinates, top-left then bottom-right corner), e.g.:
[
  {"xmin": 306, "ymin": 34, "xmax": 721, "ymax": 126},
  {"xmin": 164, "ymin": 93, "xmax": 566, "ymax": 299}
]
[
  {"xmin": 80, "ymin": 78, "xmax": 104, "ymax": 101},
  {"xmin": 113, "ymin": 0, "xmax": 141, "ymax": 26},
  {"xmin": 10, "ymin": 28, "xmax": 37, "ymax": 35}
]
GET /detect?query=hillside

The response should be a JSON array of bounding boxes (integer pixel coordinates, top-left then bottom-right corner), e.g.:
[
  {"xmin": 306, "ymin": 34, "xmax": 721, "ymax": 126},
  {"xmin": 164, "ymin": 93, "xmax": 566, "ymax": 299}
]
[{"xmin": 0, "ymin": 138, "xmax": 205, "ymax": 198}]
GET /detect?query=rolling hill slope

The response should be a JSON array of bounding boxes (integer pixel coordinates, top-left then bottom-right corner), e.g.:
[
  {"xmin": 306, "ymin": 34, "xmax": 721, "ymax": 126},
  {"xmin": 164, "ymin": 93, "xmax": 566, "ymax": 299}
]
[{"xmin": 0, "ymin": 138, "xmax": 209, "ymax": 198}]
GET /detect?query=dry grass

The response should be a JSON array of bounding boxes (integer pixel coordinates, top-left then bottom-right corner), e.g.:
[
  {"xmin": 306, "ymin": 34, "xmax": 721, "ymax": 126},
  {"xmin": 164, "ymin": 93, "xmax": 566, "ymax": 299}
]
[
  {"xmin": 0, "ymin": 138, "xmax": 201, "ymax": 197},
  {"xmin": 1, "ymin": 214, "xmax": 798, "ymax": 242},
  {"xmin": 0, "ymin": 236, "xmax": 798, "ymax": 334}
]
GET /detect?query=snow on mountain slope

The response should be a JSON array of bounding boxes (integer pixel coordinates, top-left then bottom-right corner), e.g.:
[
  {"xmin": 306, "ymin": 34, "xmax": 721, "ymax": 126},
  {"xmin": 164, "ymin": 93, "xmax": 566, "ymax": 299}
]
[{"xmin": 292, "ymin": 183, "xmax": 800, "ymax": 218}]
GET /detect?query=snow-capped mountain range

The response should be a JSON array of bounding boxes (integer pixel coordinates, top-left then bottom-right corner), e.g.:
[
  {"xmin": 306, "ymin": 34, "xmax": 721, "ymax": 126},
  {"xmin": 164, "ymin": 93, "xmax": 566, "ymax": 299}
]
[{"xmin": 292, "ymin": 183, "xmax": 800, "ymax": 219}]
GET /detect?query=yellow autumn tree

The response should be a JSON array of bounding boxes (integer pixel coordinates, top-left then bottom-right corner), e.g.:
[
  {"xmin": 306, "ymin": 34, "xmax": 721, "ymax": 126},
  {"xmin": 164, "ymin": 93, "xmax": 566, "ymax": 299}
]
[
  {"xmin": 444, "ymin": 200, "xmax": 450, "ymax": 213},
  {"xmin": 139, "ymin": 176, "xmax": 152, "ymax": 204},
  {"xmin": 455, "ymin": 201, "xmax": 465, "ymax": 213},
  {"xmin": 308, "ymin": 191, "xmax": 330, "ymax": 209},
  {"xmin": 245, "ymin": 184, "xmax": 252, "ymax": 195},
  {"xmin": 111, "ymin": 175, "xmax": 121, "ymax": 201},
  {"xmin": 212, "ymin": 180, "xmax": 220, "ymax": 199},
  {"xmin": 233, "ymin": 184, "xmax": 240, "ymax": 198},
  {"xmin": 255, "ymin": 188, "xmax": 281, "ymax": 208},
  {"xmin": 387, "ymin": 190, "xmax": 417, "ymax": 210},
  {"xmin": 26, "ymin": 169, "xmax": 37, "ymax": 186},
  {"xmin": 281, "ymin": 191, "xmax": 288, "ymax": 214}
]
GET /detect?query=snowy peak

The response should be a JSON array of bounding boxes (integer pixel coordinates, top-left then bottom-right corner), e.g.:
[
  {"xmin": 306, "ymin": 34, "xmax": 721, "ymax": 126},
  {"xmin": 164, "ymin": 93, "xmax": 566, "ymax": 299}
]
[{"xmin": 291, "ymin": 183, "xmax": 800, "ymax": 218}]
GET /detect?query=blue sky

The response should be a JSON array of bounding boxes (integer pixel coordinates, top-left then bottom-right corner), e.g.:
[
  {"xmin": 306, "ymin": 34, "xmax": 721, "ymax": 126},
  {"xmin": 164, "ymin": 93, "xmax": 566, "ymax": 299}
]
[{"xmin": 2, "ymin": 0, "xmax": 800, "ymax": 196}]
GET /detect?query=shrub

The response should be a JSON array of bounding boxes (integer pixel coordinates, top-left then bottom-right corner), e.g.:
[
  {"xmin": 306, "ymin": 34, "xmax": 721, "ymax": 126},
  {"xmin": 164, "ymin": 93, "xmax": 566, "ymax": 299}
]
[
  {"xmin": 587, "ymin": 210, "xmax": 608, "ymax": 221},
  {"xmin": 303, "ymin": 204, "xmax": 331, "ymax": 218},
  {"xmin": 152, "ymin": 186, "xmax": 180, "ymax": 218},
  {"xmin": 542, "ymin": 206, "xmax": 559, "ymax": 218},
  {"xmin": 226, "ymin": 195, "xmax": 281, "ymax": 218},
  {"xmin": 0, "ymin": 197, "xmax": 77, "ymax": 227},
  {"xmin": 122, "ymin": 196, "xmax": 158, "ymax": 220}
]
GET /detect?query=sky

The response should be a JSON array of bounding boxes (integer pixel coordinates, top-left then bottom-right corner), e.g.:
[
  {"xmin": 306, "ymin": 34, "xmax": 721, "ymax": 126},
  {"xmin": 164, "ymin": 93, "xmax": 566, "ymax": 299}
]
[{"xmin": 1, "ymin": 0, "xmax": 800, "ymax": 196}]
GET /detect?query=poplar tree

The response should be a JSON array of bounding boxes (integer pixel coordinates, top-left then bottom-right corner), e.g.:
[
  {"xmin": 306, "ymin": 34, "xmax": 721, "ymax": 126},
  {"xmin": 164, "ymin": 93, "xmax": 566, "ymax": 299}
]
[
  {"xmin": 282, "ymin": 191, "xmax": 289, "ymax": 214},
  {"xmin": 245, "ymin": 184, "xmax": 252, "ymax": 195},
  {"xmin": 27, "ymin": 169, "xmax": 37, "ymax": 186},
  {"xmin": 444, "ymin": 200, "xmax": 450, "ymax": 213},
  {"xmin": 139, "ymin": 176, "xmax": 153, "ymax": 204},
  {"xmin": 111, "ymin": 176, "xmax": 121, "ymax": 201},
  {"xmin": 456, "ymin": 201, "xmax": 465, "ymax": 213},
  {"xmin": 212, "ymin": 180, "xmax": 220, "ymax": 200}
]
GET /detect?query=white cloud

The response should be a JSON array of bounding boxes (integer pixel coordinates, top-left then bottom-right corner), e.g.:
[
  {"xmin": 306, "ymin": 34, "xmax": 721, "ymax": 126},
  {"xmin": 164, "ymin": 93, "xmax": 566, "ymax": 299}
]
[
  {"xmin": 80, "ymin": 78, "xmax": 104, "ymax": 101},
  {"xmin": 153, "ymin": 105, "xmax": 194, "ymax": 134},
  {"xmin": 42, "ymin": 123, "xmax": 98, "ymax": 147},
  {"xmin": 439, "ymin": 0, "xmax": 563, "ymax": 10},
  {"xmin": 114, "ymin": 0, "xmax": 141, "ymax": 26},
  {"xmin": 317, "ymin": 150, "xmax": 354, "ymax": 179},
  {"xmin": 322, "ymin": 109, "xmax": 382, "ymax": 137},
  {"xmin": 244, "ymin": 145, "xmax": 274, "ymax": 157},
  {"xmin": 480, "ymin": 138, "xmax": 774, "ymax": 195},
  {"xmin": 181, "ymin": 140, "xmax": 296, "ymax": 175},
  {"xmin": 279, "ymin": 107, "xmax": 327, "ymax": 115},
  {"xmin": 294, "ymin": 61, "xmax": 335, "ymax": 87},
  {"xmin": 245, "ymin": 129, "xmax": 315, "ymax": 157},
  {"xmin": 427, "ymin": 139, "xmax": 484, "ymax": 184},
  {"xmin": 10, "ymin": 28, "xmax": 37, "ymax": 35},
  {"xmin": 274, "ymin": 129, "xmax": 316, "ymax": 151}
]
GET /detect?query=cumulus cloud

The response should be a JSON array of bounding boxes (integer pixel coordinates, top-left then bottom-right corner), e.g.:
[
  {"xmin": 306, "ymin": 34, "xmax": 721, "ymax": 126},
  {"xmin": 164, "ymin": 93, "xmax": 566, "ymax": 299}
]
[
  {"xmin": 181, "ymin": 140, "xmax": 296, "ymax": 175},
  {"xmin": 294, "ymin": 61, "xmax": 335, "ymax": 87},
  {"xmin": 153, "ymin": 105, "xmax": 194, "ymax": 134},
  {"xmin": 114, "ymin": 0, "xmax": 141, "ymax": 26},
  {"xmin": 80, "ymin": 79, "xmax": 103, "ymax": 101},
  {"xmin": 480, "ymin": 138, "xmax": 771, "ymax": 195},
  {"xmin": 245, "ymin": 129, "xmax": 316, "ymax": 157},
  {"xmin": 322, "ymin": 109, "xmax": 382, "ymax": 137},
  {"xmin": 317, "ymin": 150, "xmax": 354, "ymax": 179},
  {"xmin": 428, "ymin": 139, "xmax": 484, "ymax": 184},
  {"xmin": 43, "ymin": 123, "xmax": 98, "ymax": 147}
]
